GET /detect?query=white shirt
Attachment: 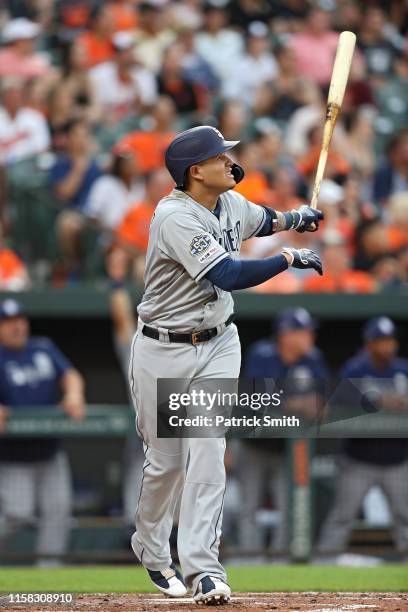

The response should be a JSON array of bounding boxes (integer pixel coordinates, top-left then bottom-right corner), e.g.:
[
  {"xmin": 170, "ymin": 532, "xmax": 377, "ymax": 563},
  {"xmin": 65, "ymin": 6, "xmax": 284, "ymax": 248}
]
[
  {"xmin": 90, "ymin": 62, "xmax": 157, "ymax": 116},
  {"xmin": 223, "ymin": 52, "xmax": 278, "ymax": 107},
  {"xmin": 0, "ymin": 106, "xmax": 50, "ymax": 164},
  {"xmin": 195, "ymin": 29, "xmax": 244, "ymax": 83},
  {"xmin": 85, "ymin": 174, "xmax": 145, "ymax": 230}
]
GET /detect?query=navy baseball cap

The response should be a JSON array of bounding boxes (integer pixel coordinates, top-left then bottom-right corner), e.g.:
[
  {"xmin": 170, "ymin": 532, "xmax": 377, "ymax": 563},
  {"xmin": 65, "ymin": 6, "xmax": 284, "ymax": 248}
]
[
  {"xmin": 363, "ymin": 317, "xmax": 396, "ymax": 342},
  {"xmin": 165, "ymin": 126, "xmax": 239, "ymax": 188},
  {"xmin": 275, "ymin": 308, "xmax": 315, "ymax": 334},
  {"xmin": 0, "ymin": 299, "xmax": 25, "ymax": 320}
]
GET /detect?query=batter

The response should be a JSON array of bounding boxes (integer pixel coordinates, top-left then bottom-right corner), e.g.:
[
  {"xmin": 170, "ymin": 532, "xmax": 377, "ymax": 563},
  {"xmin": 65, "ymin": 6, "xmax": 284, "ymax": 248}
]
[{"xmin": 129, "ymin": 126, "xmax": 324, "ymax": 605}]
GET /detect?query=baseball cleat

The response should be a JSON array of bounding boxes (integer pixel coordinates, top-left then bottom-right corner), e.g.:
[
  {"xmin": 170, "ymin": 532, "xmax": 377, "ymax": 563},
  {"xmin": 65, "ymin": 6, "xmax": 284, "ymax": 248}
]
[
  {"xmin": 147, "ymin": 562, "xmax": 187, "ymax": 597},
  {"xmin": 194, "ymin": 576, "xmax": 231, "ymax": 605}
]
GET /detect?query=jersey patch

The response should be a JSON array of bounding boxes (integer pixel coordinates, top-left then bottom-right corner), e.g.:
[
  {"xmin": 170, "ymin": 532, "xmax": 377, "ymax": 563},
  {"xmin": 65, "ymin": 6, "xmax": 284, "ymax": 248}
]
[
  {"xmin": 198, "ymin": 244, "xmax": 223, "ymax": 263},
  {"xmin": 190, "ymin": 234, "xmax": 212, "ymax": 257}
]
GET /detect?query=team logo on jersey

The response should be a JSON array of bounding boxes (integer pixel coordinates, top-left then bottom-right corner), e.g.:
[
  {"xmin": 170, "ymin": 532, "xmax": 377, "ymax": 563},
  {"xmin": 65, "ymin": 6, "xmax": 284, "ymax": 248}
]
[{"xmin": 190, "ymin": 234, "xmax": 212, "ymax": 256}]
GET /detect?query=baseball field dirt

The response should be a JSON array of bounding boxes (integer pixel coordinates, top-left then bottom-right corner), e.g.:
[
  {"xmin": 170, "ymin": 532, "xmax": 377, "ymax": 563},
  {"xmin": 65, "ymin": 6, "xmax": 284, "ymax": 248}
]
[{"xmin": 2, "ymin": 592, "xmax": 408, "ymax": 611}]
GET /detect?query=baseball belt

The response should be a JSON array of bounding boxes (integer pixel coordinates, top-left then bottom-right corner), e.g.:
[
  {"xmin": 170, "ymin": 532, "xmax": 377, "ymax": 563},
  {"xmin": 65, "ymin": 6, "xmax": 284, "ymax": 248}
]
[{"xmin": 142, "ymin": 314, "xmax": 235, "ymax": 346}]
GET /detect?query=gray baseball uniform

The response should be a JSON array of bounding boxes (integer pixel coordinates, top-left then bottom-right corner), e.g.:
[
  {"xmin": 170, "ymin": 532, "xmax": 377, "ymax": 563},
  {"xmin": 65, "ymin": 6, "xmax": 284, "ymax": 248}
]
[{"xmin": 129, "ymin": 188, "xmax": 265, "ymax": 591}]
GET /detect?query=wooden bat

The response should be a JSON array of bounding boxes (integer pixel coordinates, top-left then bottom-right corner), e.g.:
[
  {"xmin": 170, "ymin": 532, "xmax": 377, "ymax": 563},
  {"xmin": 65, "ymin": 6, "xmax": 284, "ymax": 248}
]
[{"xmin": 310, "ymin": 31, "xmax": 356, "ymax": 211}]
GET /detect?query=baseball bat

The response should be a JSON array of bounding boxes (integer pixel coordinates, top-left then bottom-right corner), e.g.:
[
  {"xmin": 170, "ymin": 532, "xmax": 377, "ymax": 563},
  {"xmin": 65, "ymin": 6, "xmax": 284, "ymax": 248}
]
[{"xmin": 310, "ymin": 31, "xmax": 356, "ymax": 211}]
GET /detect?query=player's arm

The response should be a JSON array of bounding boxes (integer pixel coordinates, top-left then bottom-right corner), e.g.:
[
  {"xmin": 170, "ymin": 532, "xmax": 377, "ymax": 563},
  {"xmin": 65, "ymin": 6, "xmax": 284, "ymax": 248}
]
[
  {"xmin": 106, "ymin": 249, "xmax": 136, "ymax": 346},
  {"xmin": 205, "ymin": 247, "xmax": 322, "ymax": 291},
  {"xmin": 257, "ymin": 205, "xmax": 324, "ymax": 236},
  {"xmin": 60, "ymin": 369, "xmax": 86, "ymax": 421}
]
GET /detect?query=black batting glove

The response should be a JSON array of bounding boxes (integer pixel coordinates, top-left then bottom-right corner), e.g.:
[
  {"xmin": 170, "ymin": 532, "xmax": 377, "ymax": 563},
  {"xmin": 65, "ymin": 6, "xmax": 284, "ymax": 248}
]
[
  {"xmin": 282, "ymin": 247, "xmax": 323, "ymax": 276},
  {"xmin": 291, "ymin": 205, "xmax": 324, "ymax": 233}
]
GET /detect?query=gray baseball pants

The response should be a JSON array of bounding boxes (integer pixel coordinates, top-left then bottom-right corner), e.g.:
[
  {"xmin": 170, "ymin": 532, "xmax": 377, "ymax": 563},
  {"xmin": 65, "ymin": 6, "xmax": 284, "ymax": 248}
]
[
  {"xmin": 0, "ymin": 451, "xmax": 72, "ymax": 559},
  {"xmin": 317, "ymin": 455, "xmax": 408, "ymax": 553},
  {"xmin": 128, "ymin": 321, "xmax": 241, "ymax": 592}
]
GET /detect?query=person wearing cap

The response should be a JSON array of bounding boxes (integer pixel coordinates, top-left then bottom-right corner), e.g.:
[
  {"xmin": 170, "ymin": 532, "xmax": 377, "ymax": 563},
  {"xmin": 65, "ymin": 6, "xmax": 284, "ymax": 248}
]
[
  {"xmin": 128, "ymin": 124, "xmax": 324, "ymax": 604},
  {"xmin": 239, "ymin": 307, "xmax": 328, "ymax": 553},
  {"xmin": 89, "ymin": 29, "xmax": 157, "ymax": 123},
  {"xmin": 317, "ymin": 317, "xmax": 408, "ymax": 557},
  {"xmin": 0, "ymin": 299, "xmax": 85, "ymax": 564},
  {"xmin": 0, "ymin": 18, "xmax": 54, "ymax": 80}
]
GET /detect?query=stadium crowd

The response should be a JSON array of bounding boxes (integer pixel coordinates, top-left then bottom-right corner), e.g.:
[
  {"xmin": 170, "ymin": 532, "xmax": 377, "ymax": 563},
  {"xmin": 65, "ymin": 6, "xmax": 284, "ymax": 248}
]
[{"xmin": 0, "ymin": 0, "xmax": 407, "ymax": 290}]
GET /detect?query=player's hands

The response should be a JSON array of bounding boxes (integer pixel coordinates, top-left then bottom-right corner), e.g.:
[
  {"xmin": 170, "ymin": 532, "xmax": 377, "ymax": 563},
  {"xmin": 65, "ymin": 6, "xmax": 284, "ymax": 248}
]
[
  {"xmin": 0, "ymin": 404, "xmax": 9, "ymax": 433},
  {"xmin": 61, "ymin": 392, "xmax": 86, "ymax": 421},
  {"xmin": 282, "ymin": 247, "xmax": 323, "ymax": 275},
  {"xmin": 291, "ymin": 205, "xmax": 324, "ymax": 233}
]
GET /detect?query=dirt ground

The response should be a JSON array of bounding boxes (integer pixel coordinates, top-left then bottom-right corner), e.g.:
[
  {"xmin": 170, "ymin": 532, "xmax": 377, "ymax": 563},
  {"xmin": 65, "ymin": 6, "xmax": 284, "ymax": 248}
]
[{"xmin": 1, "ymin": 592, "xmax": 408, "ymax": 612}]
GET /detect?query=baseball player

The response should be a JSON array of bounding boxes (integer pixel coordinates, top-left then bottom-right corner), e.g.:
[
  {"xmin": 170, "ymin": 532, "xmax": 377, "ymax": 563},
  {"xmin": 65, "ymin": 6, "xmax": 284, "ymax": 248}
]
[
  {"xmin": 317, "ymin": 317, "xmax": 408, "ymax": 556},
  {"xmin": 129, "ymin": 126, "xmax": 324, "ymax": 605}
]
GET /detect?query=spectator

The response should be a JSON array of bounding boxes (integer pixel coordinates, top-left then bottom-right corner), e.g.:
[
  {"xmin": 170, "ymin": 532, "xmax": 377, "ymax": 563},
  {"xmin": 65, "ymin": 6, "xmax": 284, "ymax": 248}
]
[
  {"xmin": 194, "ymin": 1, "xmax": 244, "ymax": 85},
  {"xmin": 338, "ymin": 107, "xmax": 377, "ymax": 182},
  {"xmin": 177, "ymin": 26, "xmax": 219, "ymax": 93},
  {"xmin": 157, "ymin": 41, "xmax": 208, "ymax": 116},
  {"xmin": 354, "ymin": 215, "xmax": 407, "ymax": 273},
  {"xmin": 223, "ymin": 21, "xmax": 278, "ymax": 108},
  {"xmin": 317, "ymin": 317, "xmax": 408, "ymax": 557},
  {"xmin": 0, "ymin": 18, "xmax": 54, "ymax": 81},
  {"xmin": 284, "ymin": 79, "xmax": 324, "ymax": 157},
  {"xmin": 50, "ymin": 118, "xmax": 101, "ymax": 275},
  {"xmin": 0, "ymin": 76, "xmax": 50, "ymax": 164},
  {"xmin": 289, "ymin": 7, "xmax": 339, "ymax": 87},
  {"xmin": 265, "ymin": 166, "xmax": 302, "ymax": 211},
  {"xmin": 86, "ymin": 147, "xmax": 144, "ymax": 231},
  {"xmin": 297, "ymin": 124, "xmax": 351, "ymax": 185},
  {"xmin": 90, "ymin": 30, "xmax": 157, "ymax": 124},
  {"xmin": 47, "ymin": 84, "xmax": 77, "ymax": 153},
  {"xmin": 358, "ymin": 7, "xmax": 402, "ymax": 83},
  {"xmin": 232, "ymin": 141, "xmax": 270, "ymax": 204},
  {"xmin": 217, "ymin": 99, "xmax": 248, "ymax": 141},
  {"xmin": 0, "ymin": 231, "xmax": 30, "ymax": 290},
  {"xmin": 239, "ymin": 308, "xmax": 328, "ymax": 552},
  {"xmin": 133, "ymin": 2, "xmax": 176, "ymax": 73},
  {"xmin": 107, "ymin": 0, "xmax": 138, "ymax": 32},
  {"xmin": 76, "ymin": 4, "xmax": 114, "ymax": 69},
  {"xmin": 372, "ymin": 129, "xmax": 408, "ymax": 206},
  {"xmin": 115, "ymin": 167, "xmax": 173, "ymax": 282},
  {"xmin": 303, "ymin": 231, "xmax": 376, "ymax": 293},
  {"xmin": 253, "ymin": 42, "xmax": 303, "ymax": 121},
  {"xmin": 115, "ymin": 96, "xmax": 176, "ymax": 174},
  {"xmin": 227, "ymin": 0, "xmax": 275, "ymax": 32},
  {"xmin": 0, "ymin": 298, "xmax": 85, "ymax": 563},
  {"xmin": 56, "ymin": 40, "xmax": 101, "ymax": 126}
]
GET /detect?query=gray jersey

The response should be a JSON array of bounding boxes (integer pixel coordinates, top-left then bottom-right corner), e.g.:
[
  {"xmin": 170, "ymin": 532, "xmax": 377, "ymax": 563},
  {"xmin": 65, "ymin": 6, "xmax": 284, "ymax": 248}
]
[{"xmin": 138, "ymin": 188, "xmax": 265, "ymax": 331}]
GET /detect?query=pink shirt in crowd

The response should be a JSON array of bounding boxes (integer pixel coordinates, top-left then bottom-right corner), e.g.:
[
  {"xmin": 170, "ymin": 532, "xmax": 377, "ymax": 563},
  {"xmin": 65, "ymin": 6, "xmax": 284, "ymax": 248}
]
[
  {"xmin": 0, "ymin": 49, "xmax": 51, "ymax": 78},
  {"xmin": 290, "ymin": 32, "xmax": 339, "ymax": 85}
]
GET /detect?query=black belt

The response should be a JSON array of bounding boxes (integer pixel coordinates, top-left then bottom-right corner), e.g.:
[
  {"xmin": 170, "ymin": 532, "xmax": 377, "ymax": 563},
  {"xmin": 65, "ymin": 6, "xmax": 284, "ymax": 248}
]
[{"xmin": 142, "ymin": 314, "xmax": 235, "ymax": 346}]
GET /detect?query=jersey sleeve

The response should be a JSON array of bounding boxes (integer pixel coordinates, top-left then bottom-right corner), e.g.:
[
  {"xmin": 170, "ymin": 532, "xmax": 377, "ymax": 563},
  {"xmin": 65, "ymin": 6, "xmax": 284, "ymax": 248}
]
[
  {"xmin": 234, "ymin": 193, "xmax": 266, "ymax": 240},
  {"xmin": 41, "ymin": 339, "xmax": 73, "ymax": 378},
  {"xmin": 159, "ymin": 212, "xmax": 229, "ymax": 282}
]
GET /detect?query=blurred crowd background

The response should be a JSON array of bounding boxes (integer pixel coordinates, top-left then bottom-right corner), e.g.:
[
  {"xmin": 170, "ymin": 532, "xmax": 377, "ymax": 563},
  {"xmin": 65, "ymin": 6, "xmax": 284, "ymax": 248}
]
[{"xmin": 0, "ymin": 0, "xmax": 408, "ymax": 290}]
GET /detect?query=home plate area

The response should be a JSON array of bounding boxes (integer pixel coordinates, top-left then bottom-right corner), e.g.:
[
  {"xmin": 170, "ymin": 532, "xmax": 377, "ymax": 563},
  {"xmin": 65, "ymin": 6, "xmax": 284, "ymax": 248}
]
[{"xmin": 6, "ymin": 592, "xmax": 406, "ymax": 612}]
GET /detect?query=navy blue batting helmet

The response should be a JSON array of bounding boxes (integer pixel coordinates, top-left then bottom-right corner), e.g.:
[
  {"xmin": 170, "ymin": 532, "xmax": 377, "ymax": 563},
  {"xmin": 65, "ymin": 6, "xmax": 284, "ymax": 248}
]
[{"xmin": 165, "ymin": 126, "xmax": 240, "ymax": 188}]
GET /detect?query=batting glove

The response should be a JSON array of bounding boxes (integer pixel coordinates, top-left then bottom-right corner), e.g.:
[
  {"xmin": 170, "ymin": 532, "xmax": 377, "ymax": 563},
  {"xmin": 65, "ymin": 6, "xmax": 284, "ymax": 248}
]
[
  {"xmin": 282, "ymin": 247, "xmax": 323, "ymax": 276},
  {"xmin": 290, "ymin": 205, "xmax": 324, "ymax": 233}
]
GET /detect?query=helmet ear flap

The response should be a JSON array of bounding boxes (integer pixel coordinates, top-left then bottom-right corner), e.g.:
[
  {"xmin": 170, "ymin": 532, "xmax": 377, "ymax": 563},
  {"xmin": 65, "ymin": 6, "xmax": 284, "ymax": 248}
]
[{"xmin": 231, "ymin": 163, "xmax": 245, "ymax": 184}]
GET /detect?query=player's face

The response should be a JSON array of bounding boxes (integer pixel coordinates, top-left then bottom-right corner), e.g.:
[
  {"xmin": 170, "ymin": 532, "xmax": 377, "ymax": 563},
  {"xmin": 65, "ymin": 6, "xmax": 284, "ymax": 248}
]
[
  {"xmin": 195, "ymin": 153, "xmax": 236, "ymax": 192},
  {"xmin": 367, "ymin": 336, "xmax": 398, "ymax": 363},
  {"xmin": 0, "ymin": 316, "xmax": 29, "ymax": 350},
  {"xmin": 278, "ymin": 329, "xmax": 314, "ymax": 359}
]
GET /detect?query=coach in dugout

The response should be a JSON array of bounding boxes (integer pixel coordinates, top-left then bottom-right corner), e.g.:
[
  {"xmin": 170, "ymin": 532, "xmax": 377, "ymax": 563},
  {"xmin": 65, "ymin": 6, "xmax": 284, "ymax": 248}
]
[
  {"xmin": 239, "ymin": 307, "xmax": 328, "ymax": 554},
  {"xmin": 0, "ymin": 299, "xmax": 85, "ymax": 564},
  {"xmin": 317, "ymin": 317, "xmax": 408, "ymax": 557}
]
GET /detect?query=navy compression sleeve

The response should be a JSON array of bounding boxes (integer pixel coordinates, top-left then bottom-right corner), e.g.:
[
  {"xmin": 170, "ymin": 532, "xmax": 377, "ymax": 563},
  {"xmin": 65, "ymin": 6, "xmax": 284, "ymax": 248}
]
[{"xmin": 205, "ymin": 255, "xmax": 288, "ymax": 291}]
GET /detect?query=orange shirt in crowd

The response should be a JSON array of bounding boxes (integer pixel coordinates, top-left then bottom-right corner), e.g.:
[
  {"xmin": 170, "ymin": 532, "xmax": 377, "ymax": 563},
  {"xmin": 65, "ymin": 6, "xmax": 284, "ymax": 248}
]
[
  {"xmin": 297, "ymin": 146, "xmax": 350, "ymax": 179},
  {"xmin": 0, "ymin": 249, "xmax": 27, "ymax": 288},
  {"xmin": 387, "ymin": 226, "xmax": 408, "ymax": 251},
  {"xmin": 303, "ymin": 270, "xmax": 375, "ymax": 293},
  {"xmin": 233, "ymin": 171, "xmax": 270, "ymax": 204},
  {"xmin": 108, "ymin": 2, "xmax": 138, "ymax": 31},
  {"xmin": 116, "ymin": 131, "xmax": 175, "ymax": 174},
  {"xmin": 249, "ymin": 271, "xmax": 302, "ymax": 293},
  {"xmin": 265, "ymin": 192, "xmax": 303, "ymax": 211},
  {"xmin": 76, "ymin": 32, "xmax": 114, "ymax": 68},
  {"xmin": 116, "ymin": 201, "xmax": 155, "ymax": 253}
]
